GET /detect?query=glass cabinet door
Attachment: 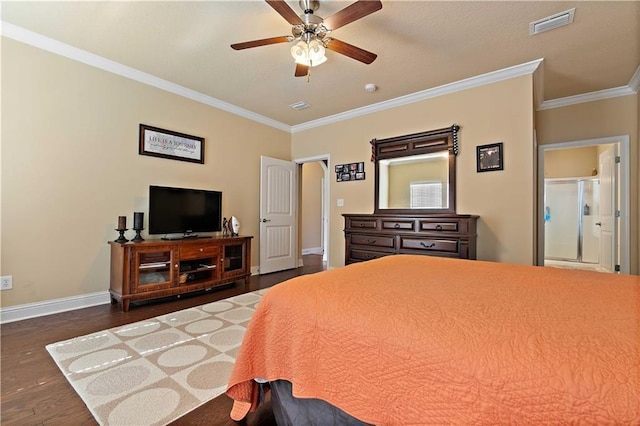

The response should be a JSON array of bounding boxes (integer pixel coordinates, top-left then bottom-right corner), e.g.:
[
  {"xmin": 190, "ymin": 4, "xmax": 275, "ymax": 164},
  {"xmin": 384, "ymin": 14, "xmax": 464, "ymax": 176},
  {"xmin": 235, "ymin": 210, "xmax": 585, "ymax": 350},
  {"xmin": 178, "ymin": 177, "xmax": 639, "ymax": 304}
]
[
  {"xmin": 132, "ymin": 247, "xmax": 176, "ymax": 293},
  {"xmin": 222, "ymin": 243, "xmax": 245, "ymax": 278}
]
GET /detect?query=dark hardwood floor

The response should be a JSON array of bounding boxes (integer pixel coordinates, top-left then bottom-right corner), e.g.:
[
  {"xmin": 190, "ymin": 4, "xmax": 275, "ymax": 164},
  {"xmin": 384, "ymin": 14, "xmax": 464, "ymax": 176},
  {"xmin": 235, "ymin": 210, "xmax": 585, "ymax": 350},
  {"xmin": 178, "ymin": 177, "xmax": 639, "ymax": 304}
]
[{"xmin": 1, "ymin": 255, "xmax": 326, "ymax": 425}]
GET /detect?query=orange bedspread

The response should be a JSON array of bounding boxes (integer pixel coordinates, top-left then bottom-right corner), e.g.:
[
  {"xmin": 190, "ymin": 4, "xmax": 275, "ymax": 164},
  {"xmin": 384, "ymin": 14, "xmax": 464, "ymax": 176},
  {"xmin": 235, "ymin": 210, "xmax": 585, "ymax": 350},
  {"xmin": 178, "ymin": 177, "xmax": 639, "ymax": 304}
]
[{"xmin": 227, "ymin": 255, "xmax": 640, "ymax": 424}]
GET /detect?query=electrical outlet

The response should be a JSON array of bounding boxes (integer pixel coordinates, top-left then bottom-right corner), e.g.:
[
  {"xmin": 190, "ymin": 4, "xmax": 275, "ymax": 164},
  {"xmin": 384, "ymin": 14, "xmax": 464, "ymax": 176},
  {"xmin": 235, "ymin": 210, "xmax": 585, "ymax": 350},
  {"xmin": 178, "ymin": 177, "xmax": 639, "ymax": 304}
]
[{"xmin": 1, "ymin": 275, "xmax": 13, "ymax": 291}]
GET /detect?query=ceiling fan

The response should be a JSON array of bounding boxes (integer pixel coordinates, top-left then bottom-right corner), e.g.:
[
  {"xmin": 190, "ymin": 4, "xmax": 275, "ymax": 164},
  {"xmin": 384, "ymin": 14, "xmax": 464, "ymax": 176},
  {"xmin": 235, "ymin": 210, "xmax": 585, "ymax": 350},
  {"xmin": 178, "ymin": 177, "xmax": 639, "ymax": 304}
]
[{"xmin": 231, "ymin": 0, "xmax": 382, "ymax": 78}]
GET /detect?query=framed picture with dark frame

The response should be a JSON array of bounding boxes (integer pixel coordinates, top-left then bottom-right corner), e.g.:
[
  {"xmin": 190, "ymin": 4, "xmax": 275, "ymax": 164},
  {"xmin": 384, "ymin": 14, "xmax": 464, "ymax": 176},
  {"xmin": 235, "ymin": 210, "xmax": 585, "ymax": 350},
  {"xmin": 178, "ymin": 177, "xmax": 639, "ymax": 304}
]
[
  {"xmin": 335, "ymin": 162, "xmax": 365, "ymax": 181},
  {"xmin": 139, "ymin": 124, "xmax": 205, "ymax": 164},
  {"xmin": 476, "ymin": 142, "xmax": 503, "ymax": 172}
]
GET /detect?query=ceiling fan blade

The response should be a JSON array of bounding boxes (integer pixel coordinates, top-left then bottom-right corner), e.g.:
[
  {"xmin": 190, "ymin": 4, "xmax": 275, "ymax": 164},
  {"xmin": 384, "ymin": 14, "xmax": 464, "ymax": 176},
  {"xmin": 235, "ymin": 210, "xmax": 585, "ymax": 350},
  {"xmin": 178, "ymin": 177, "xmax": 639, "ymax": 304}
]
[
  {"xmin": 294, "ymin": 63, "xmax": 309, "ymax": 77},
  {"xmin": 231, "ymin": 36, "xmax": 290, "ymax": 50},
  {"xmin": 323, "ymin": 0, "xmax": 382, "ymax": 31},
  {"xmin": 266, "ymin": 0, "xmax": 304, "ymax": 25},
  {"xmin": 326, "ymin": 38, "xmax": 377, "ymax": 64}
]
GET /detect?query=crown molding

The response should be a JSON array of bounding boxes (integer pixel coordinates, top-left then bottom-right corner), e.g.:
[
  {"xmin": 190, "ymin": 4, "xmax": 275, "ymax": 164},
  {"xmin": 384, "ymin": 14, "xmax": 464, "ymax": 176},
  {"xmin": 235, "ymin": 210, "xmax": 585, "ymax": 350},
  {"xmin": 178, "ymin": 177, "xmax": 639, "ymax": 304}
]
[
  {"xmin": 629, "ymin": 65, "xmax": 640, "ymax": 92},
  {"xmin": 537, "ymin": 85, "xmax": 636, "ymax": 111},
  {"xmin": 4, "ymin": 20, "xmax": 636, "ymax": 133},
  {"xmin": 1, "ymin": 21, "xmax": 291, "ymax": 132},
  {"xmin": 291, "ymin": 59, "xmax": 544, "ymax": 133}
]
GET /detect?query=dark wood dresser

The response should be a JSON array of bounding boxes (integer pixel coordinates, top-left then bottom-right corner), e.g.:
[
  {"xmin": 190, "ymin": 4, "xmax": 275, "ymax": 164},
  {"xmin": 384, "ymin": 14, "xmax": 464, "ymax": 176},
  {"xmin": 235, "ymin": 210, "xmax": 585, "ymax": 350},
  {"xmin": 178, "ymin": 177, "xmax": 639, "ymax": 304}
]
[{"xmin": 343, "ymin": 214, "xmax": 478, "ymax": 265}]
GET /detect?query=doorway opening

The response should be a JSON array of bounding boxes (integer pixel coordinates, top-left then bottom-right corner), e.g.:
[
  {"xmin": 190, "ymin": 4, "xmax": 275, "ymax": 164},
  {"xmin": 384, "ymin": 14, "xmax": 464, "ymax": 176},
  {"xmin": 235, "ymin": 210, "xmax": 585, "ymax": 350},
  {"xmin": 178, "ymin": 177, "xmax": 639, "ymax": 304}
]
[
  {"xmin": 537, "ymin": 136, "xmax": 630, "ymax": 274},
  {"xmin": 296, "ymin": 154, "xmax": 330, "ymax": 268}
]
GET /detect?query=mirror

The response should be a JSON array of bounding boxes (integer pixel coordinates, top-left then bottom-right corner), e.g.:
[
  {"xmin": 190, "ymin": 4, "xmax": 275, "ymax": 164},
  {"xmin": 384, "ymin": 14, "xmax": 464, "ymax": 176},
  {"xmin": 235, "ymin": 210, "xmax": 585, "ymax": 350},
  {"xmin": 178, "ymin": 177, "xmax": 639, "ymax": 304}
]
[{"xmin": 372, "ymin": 125, "xmax": 458, "ymax": 214}]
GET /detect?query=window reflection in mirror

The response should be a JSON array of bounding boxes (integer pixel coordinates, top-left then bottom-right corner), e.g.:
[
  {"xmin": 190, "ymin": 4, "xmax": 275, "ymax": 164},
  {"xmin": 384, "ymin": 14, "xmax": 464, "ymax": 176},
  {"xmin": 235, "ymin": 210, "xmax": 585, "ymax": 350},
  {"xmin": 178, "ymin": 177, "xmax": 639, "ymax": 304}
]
[{"xmin": 378, "ymin": 152, "xmax": 449, "ymax": 210}]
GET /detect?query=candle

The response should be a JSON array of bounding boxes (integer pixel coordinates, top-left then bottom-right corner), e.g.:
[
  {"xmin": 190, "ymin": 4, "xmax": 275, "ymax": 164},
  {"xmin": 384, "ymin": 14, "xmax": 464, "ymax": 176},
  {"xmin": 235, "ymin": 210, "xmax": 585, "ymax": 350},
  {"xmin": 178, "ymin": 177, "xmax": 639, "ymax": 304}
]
[
  {"xmin": 133, "ymin": 212, "xmax": 144, "ymax": 230},
  {"xmin": 117, "ymin": 216, "xmax": 126, "ymax": 230}
]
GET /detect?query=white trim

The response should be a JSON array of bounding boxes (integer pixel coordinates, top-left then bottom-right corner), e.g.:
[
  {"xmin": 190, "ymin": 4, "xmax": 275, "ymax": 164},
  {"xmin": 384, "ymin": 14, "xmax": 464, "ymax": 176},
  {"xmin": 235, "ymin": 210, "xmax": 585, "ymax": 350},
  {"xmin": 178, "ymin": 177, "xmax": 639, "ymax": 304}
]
[
  {"xmin": 533, "ymin": 60, "xmax": 545, "ymax": 109},
  {"xmin": 629, "ymin": 65, "xmax": 640, "ymax": 92},
  {"xmin": 537, "ymin": 86, "xmax": 636, "ymax": 111},
  {"xmin": 537, "ymin": 136, "xmax": 630, "ymax": 274},
  {"xmin": 302, "ymin": 247, "xmax": 323, "ymax": 255},
  {"xmin": 250, "ymin": 266, "xmax": 260, "ymax": 276},
  {"xmin": 3, "ymin": 22, "xmax": 636, "ymax": 134},
  {"xmin": 0, "ymin": 291, "xmax": 111, "ymax": 324},
  {"xmin": 4, "ymin": 21, "xmax": 542, "ymax": 134},
  {"xmin": 291, "ymin": 59, "xmax": 544, "ymax": 133},
  {"xmin": 295, "ymin": 154, "xmax": 331, "ymax": 266},
  {"xmin": 1, "ymin": 21, "xmax": 290, "ymax": 132}
]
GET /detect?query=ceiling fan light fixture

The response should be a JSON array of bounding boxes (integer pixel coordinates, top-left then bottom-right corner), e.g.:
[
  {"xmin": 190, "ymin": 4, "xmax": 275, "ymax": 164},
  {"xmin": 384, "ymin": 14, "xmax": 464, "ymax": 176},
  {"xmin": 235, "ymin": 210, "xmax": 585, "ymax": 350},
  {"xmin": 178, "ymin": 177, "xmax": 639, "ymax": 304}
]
[{"xmin": 291, "ymin": 39, "xmax": 327, "ymax": 67}]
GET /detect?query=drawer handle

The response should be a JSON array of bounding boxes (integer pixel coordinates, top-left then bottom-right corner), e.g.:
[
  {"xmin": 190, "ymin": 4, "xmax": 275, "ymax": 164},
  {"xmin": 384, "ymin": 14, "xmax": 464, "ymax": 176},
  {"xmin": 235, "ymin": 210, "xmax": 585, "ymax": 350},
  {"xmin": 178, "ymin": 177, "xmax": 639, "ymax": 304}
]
[
  {"xmin": 359, "ymin": 223, "xmax": 365, "ymax": 227},
  {"xmin": 394, "ymin": 223, "xmax": 400, "ymax": 228},
  {"xmin": 199, "ymin": 248, "xmax": 204, "ymax": 252},
  {"xmin": 420, "ymin": 242, "xmax": 436, "ymax": 248},
  {"xmin": 435, "ymin": 224, "xmax": 443, "ymax": 231},
  {"xmin": 366, "ymin": 239, "xmax": 377, "ymax": 244}
]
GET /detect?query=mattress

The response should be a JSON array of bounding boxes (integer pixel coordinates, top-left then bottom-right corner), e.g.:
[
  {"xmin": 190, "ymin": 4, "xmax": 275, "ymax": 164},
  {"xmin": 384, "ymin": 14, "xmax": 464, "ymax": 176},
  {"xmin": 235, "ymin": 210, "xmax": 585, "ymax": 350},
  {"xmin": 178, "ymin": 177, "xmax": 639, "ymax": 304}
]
[{"xmin": 227, "ymin": 255, "xmax": 640, "ymax": 424}]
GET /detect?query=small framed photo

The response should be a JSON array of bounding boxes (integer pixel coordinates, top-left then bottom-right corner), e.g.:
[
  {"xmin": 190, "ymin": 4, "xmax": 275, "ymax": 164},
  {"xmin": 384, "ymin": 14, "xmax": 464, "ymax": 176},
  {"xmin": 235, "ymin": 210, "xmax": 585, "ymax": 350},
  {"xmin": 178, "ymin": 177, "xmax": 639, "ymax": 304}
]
[
  {"xmin": 355, "ymin": 172, "xmax": 365, "ymax": 180},
  {"xmin": 476, "ymin": 142, "xmax": 503, "ymax": 172}
]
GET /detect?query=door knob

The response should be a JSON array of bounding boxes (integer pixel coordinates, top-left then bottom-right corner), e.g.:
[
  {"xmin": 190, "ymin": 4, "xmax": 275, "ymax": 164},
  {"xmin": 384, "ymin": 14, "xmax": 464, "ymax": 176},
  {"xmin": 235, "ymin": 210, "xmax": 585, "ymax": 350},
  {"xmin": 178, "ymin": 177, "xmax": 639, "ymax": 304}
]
[
  {"xmin": 595, "ymin": 222, "xmax": 602, "ymax": 226},
  {"xmin": 261, "ymin": 218, "xmax": 271, "ymax": 223}
]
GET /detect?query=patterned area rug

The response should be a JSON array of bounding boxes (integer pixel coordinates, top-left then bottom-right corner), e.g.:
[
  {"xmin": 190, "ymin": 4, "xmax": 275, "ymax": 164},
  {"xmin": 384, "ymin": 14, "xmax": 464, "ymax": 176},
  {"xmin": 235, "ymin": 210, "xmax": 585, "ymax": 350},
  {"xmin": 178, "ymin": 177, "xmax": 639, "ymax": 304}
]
[{"xmin": 45, "ymin": 290, "xmax": 265, "ymax": 426}]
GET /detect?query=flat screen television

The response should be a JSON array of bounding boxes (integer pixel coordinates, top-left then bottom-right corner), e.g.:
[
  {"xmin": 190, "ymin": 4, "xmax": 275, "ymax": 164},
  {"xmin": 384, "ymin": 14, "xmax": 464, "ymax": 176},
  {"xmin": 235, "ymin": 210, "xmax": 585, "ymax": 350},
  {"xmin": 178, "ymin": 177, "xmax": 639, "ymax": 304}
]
[{"xmin": 149, "ymin": 185, "xmax": 222, "ymax": 238}]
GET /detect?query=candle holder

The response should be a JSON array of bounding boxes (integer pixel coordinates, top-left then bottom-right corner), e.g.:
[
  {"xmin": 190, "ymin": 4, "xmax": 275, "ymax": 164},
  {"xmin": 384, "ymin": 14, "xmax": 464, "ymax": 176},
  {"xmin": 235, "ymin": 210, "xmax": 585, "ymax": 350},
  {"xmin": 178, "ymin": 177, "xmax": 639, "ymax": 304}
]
[
  {"xmin": 114, "ymin": 228, "xmax": 129, "ymax": 244},
  {"xmin": 132, "ymin": 227, "xmax": 145, "ymax": 243}
]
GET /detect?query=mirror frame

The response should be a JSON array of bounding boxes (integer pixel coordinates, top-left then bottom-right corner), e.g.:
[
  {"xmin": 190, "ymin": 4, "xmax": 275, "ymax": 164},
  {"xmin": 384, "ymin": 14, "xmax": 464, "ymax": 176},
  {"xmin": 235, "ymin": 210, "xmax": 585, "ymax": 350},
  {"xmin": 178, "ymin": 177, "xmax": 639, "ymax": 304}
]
[{"xmin": 372, "ymin": 124, "xmax": 459, "ymax": 214}]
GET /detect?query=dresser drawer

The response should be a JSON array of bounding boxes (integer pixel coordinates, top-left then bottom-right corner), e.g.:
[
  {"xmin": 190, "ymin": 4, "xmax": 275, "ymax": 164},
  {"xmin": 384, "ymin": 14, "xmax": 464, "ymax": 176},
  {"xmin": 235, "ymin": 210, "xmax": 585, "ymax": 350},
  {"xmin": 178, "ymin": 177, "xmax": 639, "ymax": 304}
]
[
  {"xmin": 381, "ymin": 219, "xmax": 415, "ymax": 231},
  {"xmin": 180, "ymin": 244, "xmax": 220, "ymax": 259},
  {"xmin": 400, "ymin": 237, "xmax": 459, "ymax": 254},
  {"xmin": 347, "ymin": 218, "xmax": 378, "ymax": 230},
  {"xmin": 348, "ymin": 249, "xmax": 391, "ymax": 263},
  {"xmin": 350, "ymin": 234, "xmax": 395, "ymax": 248},
  {"xmin": 418, "ymin": 220, "xmax": 461, "ymax": 232}
]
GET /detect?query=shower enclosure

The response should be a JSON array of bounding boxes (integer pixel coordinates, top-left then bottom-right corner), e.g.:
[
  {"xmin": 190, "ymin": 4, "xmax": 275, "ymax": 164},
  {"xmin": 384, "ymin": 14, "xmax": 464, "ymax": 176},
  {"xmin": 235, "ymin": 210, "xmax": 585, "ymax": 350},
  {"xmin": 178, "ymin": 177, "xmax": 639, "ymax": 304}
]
[{"xmin": 544, "ymin": 177, "xmax": 600, "ymax": 264}]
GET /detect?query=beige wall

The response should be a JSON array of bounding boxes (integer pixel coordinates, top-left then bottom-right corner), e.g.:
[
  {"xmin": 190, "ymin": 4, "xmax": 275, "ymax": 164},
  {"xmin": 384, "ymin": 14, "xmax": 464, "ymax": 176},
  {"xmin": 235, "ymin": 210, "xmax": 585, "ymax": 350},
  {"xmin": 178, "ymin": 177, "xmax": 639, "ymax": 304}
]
[
  {"xmin": 3, "ymin": 37, "xmax": 637, "ymax": 311},
  {"xmin": 292, "ymin": 75, "xmax": 536, "ymax": 268},
  {"xmin": 536, "ymin": 95, "xmax": 639, "ymax": 273},
  {"xmin": 544, "ymin": 146, "xmax": 598, "ymax": 178},
  {"xmin": 1, "ymin": 38, "xmax": 291, "ymax": 307},
  {"xmin": 301, "ymin": 162, "xmax": 323, "ymax": 251}
]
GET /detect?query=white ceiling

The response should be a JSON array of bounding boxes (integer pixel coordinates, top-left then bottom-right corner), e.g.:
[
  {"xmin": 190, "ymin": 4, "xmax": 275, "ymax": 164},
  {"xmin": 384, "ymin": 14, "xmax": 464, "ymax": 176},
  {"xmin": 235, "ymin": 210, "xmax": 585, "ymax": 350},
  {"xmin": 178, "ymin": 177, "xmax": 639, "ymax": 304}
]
[{"xmin": 2, "ymin": 1, "xmax": 638, "ymax": 128}]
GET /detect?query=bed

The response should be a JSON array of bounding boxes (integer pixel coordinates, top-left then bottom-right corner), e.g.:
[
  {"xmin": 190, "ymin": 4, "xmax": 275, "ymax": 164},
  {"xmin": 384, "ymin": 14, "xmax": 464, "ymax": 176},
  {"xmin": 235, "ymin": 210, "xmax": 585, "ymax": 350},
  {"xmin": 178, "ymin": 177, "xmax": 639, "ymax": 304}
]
[{"xmin": 226, "ymin": 255, "xmax": 640, "ymax": 424}]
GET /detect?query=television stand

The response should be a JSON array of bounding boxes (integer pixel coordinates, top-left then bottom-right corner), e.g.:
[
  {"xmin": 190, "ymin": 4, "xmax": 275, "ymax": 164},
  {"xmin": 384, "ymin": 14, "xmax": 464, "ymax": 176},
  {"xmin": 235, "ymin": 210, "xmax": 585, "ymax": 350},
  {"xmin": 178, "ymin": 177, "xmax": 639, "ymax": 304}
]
[{"xmin": 109, "ymin": 235, "xmax": 253, "ymax": 311}]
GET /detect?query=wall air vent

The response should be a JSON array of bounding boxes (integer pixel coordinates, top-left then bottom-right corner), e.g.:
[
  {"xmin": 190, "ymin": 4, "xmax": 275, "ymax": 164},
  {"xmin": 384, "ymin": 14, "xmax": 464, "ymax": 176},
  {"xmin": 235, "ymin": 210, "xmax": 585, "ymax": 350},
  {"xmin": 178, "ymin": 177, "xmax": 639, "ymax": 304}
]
[
  {"xmin": 530, "ymin": 8, "xmax": 575, "ymax": 35},
  {"xmin": 289, "ymin": 101, "xmax": 311, "ymax": 111}
]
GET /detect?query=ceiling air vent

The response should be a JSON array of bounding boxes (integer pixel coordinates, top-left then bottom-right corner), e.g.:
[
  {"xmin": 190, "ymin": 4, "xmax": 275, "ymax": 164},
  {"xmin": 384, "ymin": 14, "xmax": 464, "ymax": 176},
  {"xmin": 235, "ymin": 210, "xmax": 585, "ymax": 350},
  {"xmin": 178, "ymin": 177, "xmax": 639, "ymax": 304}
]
[
  {"xmin": 530, "ymin": 8, "xmax": 575, "ymax": 36},
  {"xmin": 289, "ymin": 101, "xmax": 311, "ymax": 111}
]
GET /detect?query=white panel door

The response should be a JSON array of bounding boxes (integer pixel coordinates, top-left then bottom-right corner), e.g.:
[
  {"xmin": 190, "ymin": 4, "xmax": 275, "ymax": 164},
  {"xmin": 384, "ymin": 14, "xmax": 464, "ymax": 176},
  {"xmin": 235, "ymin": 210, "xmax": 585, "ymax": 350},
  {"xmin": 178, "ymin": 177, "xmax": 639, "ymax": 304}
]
[
  {"xmin": 259, "ymin": 156, "xmax": 298, "ymax": 274},
  {"xmin": 598, "ymin": 145, "xmax": 618, "ymax": 272}
]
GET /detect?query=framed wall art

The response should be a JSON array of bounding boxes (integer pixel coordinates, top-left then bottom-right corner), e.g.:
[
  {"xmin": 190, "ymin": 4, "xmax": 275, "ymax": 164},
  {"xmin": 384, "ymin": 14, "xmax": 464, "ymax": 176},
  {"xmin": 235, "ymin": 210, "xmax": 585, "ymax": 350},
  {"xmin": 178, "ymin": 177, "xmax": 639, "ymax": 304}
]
[
  {"xmin": 336, "ymin": 162, "xmax": 365, "ymax": 182},
  {"xmin": 139, "ymin": 124, "xmax": 205, "ymax": 164},
  {"xmin": 476, "ymin": 142, "xmax": 503, "ymax": 172}
]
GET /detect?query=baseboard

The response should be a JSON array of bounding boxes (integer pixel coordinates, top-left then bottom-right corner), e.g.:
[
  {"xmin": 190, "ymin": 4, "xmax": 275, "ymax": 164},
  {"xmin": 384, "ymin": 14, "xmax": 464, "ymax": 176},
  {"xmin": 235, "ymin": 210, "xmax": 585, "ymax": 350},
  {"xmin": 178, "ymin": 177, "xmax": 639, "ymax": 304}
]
[
  {"xmin": 1, "ymin": 267, "xmax": 268, "ymax": 324},
  {"xmin": 301, "ymin": 247, "xmax": 323, "ymax": 255},
  {"xmin": 0, "ymin": 291, "xmax": 111, "ymax": 324}
]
